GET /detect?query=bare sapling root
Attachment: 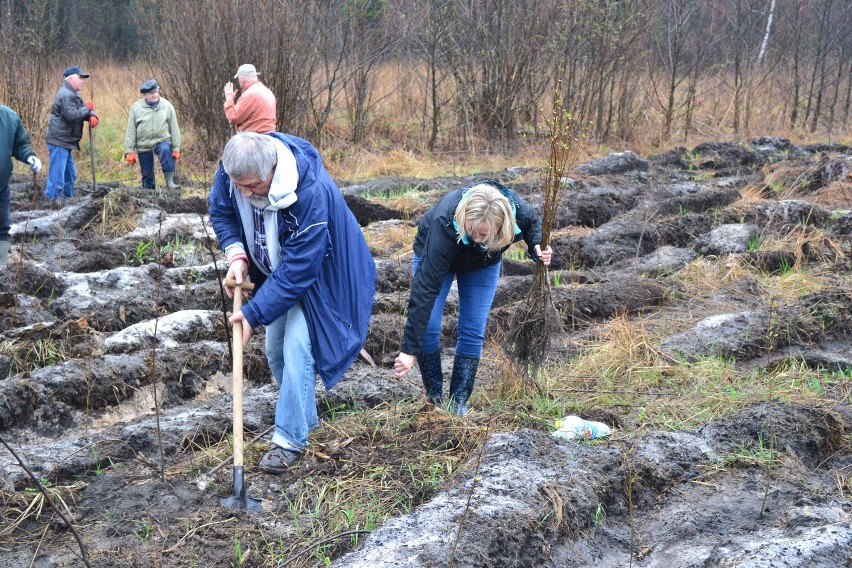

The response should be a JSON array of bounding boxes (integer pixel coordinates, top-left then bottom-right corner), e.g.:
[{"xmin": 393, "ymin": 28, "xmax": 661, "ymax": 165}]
[{"xmin": 511, "ymin": 266, "xmax": 561, "ymax": 373}]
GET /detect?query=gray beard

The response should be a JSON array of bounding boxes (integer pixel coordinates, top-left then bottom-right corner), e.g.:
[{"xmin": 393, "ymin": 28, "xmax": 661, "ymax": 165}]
[{"xmin": 248, "ymin": 194, "xmax": 269, "ymax": 209}]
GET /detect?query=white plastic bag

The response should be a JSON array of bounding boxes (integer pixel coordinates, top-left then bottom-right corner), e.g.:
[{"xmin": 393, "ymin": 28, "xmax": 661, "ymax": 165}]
[{"xmin": 552, "ymin": 415, "xmax": 611, "ymax": 440}]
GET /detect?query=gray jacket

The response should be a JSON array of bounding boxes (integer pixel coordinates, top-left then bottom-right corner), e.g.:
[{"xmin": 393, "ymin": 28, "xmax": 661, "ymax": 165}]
[{"xmin": 45, "ymin": 80, "xmax": 95, "ymax": 150}]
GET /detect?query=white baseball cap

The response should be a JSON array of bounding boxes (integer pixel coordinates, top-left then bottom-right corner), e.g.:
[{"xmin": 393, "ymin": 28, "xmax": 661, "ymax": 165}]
[{"xmin": 234, "ymin": 64, "xmax": 260, "ymax": 78}]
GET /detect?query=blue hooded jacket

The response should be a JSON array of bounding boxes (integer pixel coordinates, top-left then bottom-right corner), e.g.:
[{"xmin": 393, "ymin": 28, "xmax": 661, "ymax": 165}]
[{"xmin": 208, "ymin": 132, "xmax": 376, "ymax": 389}]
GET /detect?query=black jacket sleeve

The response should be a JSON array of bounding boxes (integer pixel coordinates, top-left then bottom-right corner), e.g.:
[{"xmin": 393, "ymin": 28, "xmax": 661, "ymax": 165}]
[
  {"xmin": 512, "ymin": 192, "xmax": 543, "ymax": 259},
  {"xmin": 401, "ymin": 219, "xmax": 457, "ymax": 356}
]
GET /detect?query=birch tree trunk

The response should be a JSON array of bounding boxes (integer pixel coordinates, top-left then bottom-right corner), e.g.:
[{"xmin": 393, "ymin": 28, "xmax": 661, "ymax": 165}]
[{"xmin": 756, "ymin": 0, "xmax": 775, "ymax": 63}]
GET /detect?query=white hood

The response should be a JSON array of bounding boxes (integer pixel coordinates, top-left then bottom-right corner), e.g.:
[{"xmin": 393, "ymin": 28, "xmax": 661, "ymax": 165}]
[{"xmin": 264, "ymin": 139, "xmax": 299, "ymax": 210}]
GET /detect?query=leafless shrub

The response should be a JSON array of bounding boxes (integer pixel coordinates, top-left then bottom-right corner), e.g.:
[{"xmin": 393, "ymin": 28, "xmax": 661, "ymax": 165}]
[
  {"xmin": 0, "ymin": 0, "xmax": 62, "ymax": 145},
  {"xmin": 438, "ymin": 0, "xmax": 557, "ymax": 145},
  {"xmin": 141, "ymin": 0, "xmax": 316, "ymax": 158},
  {"xmin": 510, "ymin": 83, "xmax": 585, "ymax": 375}
]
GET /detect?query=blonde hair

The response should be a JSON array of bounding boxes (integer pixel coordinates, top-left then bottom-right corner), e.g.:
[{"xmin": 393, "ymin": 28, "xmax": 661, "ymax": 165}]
[{"xmin": 454, "ymin": 183, "xmax": 515, "ymax": 251}]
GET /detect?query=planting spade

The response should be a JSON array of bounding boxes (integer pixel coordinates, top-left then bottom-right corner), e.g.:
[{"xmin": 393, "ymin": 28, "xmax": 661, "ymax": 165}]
[{"xmin": 220, "ymin": 277, "xmax": 262, "ymax": 512}]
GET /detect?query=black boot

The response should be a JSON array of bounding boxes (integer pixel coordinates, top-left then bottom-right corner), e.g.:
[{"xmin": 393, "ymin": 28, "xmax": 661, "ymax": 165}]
[
  {"xmin": 448, "ymin": 354, "xmax": 479, "ymax": 415},
  {"xmin": 416, "ymin": 349, "xmax": 444, "ymax": 405}
]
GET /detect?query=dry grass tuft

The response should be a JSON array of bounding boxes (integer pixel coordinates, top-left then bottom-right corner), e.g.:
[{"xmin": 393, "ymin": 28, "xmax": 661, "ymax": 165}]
[
  {"xmin": 0, "ymin": 337, "xmax": 73, "ymax": 374},
  {"xmin": 673, "ymin": 258, "xmax": 751, "ymax": 301},
  {"xmin": 758, "ymin": 268, "xmax": 831, "ymax": 305},
  {"xmin": 782, "ymin": 225, "xmax": 846, "ymax": 266},
  {"xmin": 566, "ymin": 315, "xmax": 677, "ymax": 389},
  {"xmin": 492, "ymin": 338, "xmax": 539, "ymax": 403},
  {"xmin": 81, "ymin": 192, "xmax": 140, "ymax": 237},
  {"xmin": 1, "ymin": 482, "xmax": 83, "ymax": 537},
  {"xmin": 363, "ymin": 220, "xmax": 415, "ymax": 255},
  {"xmin": 384, "ymin": 195, "xmax": 431, "ymax": 219},
  {"xmin": 326, "ymin": 145, "xmax": 543, "ymax": 183}
]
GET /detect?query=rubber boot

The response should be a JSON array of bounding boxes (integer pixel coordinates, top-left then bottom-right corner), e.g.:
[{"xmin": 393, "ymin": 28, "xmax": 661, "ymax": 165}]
[
  {"xmin": 164, "ymin": 171, "xmax": 181, "ymax": 190},
  {"xmin": 416, "ymin": 349, "xmax": 444, "ymax": 405},
  {"xmin": 448, "ymin": 354, "xmax": 479, "ymax": 416},
  {"xmin": 0, "ymin": 240, "xmax": 9, "ymax": 265}
]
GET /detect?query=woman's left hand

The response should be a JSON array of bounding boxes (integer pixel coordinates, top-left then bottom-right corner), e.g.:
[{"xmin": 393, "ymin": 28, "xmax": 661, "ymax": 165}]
[
  {"xmin": 534, "ymin": 244, "xmax": 553, "ymax": 266},
  {"xmin": 394, "ymin": 352, "xmax": 415, "ymax": 378}
]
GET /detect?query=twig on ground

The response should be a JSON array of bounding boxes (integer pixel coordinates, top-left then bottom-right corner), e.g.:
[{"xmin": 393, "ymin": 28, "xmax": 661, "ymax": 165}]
[
  {"xmin": 449, "ymin": 419, "xmax": 491, "ymax": 567},
  {"xmin": 151, "ymin": 214, "xmax": 166, "ymax": 482},
  {"xmin": 0, "ymin": 434, "xmax": 92, "ymax": 568}
]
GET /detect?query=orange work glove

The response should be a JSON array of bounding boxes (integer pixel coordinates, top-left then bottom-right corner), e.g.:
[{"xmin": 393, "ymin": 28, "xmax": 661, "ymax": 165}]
[
  {"xmin": 88, "ymin": 116, "xmax": 99, "ymax": 127},
  {"xmin": 172, "ymin": 151, "xmax": 180, "ymax": 160},
  {"xmin": 126, "ymin": 152, "xmax": 137, "ymax": 165},
  {"xmin": 84, "ymin": 100, "xmax": 95, "ymax": 111}
]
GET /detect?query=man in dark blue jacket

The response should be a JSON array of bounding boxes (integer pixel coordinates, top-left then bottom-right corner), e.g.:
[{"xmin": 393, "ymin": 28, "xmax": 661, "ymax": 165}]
[
  {"xmin": 0, "ymin": 105, "xmax": 41, "ymax": 264},
  {"xmin": 209, "ymin": 132, "xmax": 375, "ymax": 473},
  {"xmin": 45, "ymin": 66, "xmax": 98, "ymax": 200}
]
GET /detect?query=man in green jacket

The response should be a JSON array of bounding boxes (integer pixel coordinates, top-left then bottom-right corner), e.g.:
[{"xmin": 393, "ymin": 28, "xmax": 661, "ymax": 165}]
[
  {"xmin": 124, "ymin": 79, "xmax": 181, "ymax": 190},
  {"xmin": 0, "ymin": 105, "xmax": 41, "ymax": 264}
]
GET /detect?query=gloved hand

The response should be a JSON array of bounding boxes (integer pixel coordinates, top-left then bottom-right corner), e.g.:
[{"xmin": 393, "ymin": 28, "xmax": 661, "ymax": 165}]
[
  {"xmin": 172, "ymin": 151, "xmax": 180, "ymax": 160},
  {"xmin": 27, "ymin": 156, "xmax": 42, "ymax": 174},
  {"xmin": 88, "ymin": 116, "xmax": 99, "ymax": 127},
  {"xmin": 84, "ymin": 100, "xmax": 95, "ymax": 111},
  {"xmin": 126, "ymin": 152, "xmax": 137, "ymax": 165}
]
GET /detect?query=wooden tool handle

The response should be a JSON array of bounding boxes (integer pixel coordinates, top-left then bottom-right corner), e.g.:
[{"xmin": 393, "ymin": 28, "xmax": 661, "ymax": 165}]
[
  {"xmin": 224, "ymin": 278, "xmax": 256, "ymax": 290},
  {"xmin": 225, "ymin": 277, "xmax": 254, "ymax": 467},
  {"xmin": 231, "ymin": 289, "xmax": 245, "ymax": 466}
]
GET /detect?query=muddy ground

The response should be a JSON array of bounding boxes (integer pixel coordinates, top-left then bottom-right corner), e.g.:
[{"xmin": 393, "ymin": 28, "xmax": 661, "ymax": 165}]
[{"xmin": 1, "ymin": 138, "xmax": 851, "ymax": 567}]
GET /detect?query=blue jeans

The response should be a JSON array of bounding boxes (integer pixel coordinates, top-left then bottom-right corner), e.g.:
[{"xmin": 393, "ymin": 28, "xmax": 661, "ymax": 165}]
[
  {"xmin": 138, "ymin": 141, "xmax": 175, "ymax": 189},
  {"xmin": 413, "ymin": 254, "xmax": 501, "ymax": 358},
  {"xmin": 45, "ymin": 144, "xmax": 76, "ymax": 199},
  {"xmin": 265, "ymin": 302, "xmax": 319, "ymax": 451},
  {"xmin": 0, "ymin": 182, "xmax": 9, "ymax": 240}
]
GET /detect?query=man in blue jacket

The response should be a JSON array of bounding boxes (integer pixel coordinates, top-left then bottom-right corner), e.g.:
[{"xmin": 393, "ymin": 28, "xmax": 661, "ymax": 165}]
[{"xmin": 209, "ymin": 132, "xmax": 375, "ymax": 473}]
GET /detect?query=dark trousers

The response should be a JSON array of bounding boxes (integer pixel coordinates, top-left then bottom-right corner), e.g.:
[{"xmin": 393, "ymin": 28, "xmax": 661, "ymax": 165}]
[
  {"xmin": 0, "ymin": 181, "xmax": 9, "ymax": 240},
  {"xmin": 138, "ymin": 141, "xmax": 175, "ymax": 189}
]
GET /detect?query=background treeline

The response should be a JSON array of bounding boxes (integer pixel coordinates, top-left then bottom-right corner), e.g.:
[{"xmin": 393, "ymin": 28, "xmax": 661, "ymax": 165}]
[{"xmin": 1, "ymin": 0, "xmax": 850, "ymax": 160}]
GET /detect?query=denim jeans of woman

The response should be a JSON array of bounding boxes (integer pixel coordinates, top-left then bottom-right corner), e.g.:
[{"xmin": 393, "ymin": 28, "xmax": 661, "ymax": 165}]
[
  {"xmin": 265, "ymin": 302, "xmax": 319, "ymax": 452},
  {"xmin": 412, "ymin": 254, "xmax": 501, "ymax": 357}
]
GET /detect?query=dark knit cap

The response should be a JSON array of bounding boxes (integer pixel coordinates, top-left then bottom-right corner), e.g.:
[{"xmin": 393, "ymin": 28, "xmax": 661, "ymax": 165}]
[{"xmin": 140, "ymin": 79, "xmax": 160, "ymax": 93}]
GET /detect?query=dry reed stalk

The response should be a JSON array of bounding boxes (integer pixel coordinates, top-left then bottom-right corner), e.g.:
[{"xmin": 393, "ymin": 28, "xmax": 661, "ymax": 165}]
[{"xmin": 509, "ymin": 83, "xmax": 584, "ymax": 376}]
